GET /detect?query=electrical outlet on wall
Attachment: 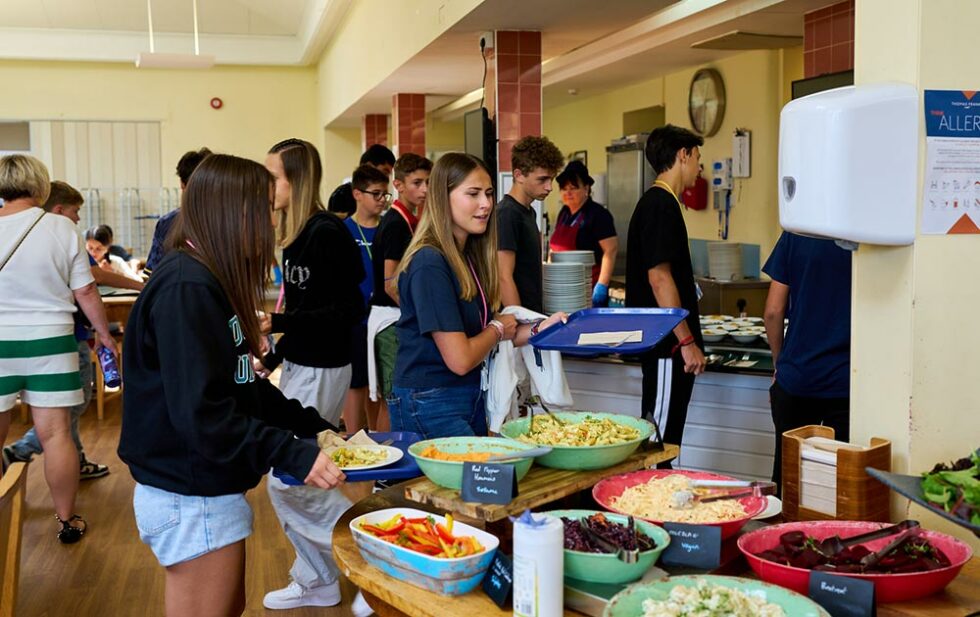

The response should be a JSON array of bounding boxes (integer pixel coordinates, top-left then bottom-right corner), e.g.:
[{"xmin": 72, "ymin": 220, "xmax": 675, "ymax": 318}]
[{"xmin": 480, "ymin": 31, "xmax": 494, "ymax": 51}]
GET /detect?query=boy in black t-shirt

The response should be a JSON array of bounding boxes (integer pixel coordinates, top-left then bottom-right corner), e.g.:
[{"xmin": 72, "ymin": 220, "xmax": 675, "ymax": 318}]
[
  {"xmin": 625, "ymin": 125, "xmax": 706, "ymax": 464},
  {"xmin": 497, "ymin": 136, "xmax": 565, "ymax": 313}
]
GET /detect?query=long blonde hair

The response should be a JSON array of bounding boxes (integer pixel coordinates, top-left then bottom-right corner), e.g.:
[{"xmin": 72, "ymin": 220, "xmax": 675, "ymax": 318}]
[
  {"xmin": 397, "ymin": 153, "xmax": 499, "ymax": 307},
  {"xmin": 270, "ymin": 138, "xmax": 324, "ymax": 247}
]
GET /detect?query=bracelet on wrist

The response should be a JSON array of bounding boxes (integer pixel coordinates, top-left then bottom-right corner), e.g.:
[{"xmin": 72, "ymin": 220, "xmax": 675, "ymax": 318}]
[
  {"xmin": 529, "ymin": 319, "xmax": 544, "ymax": 337},
  {"xmin": 488, "ymin": 319, "xmax": 505, "ymax": 341},
  {"xmin": 679, "ymin": 335, "xmax": 695, "ymax": 347}
]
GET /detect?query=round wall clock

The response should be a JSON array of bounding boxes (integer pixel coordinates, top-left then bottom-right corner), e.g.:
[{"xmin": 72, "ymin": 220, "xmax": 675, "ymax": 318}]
[{"xmin": 688, "ymin": 68, "xmax": 726, "ymax": 137}]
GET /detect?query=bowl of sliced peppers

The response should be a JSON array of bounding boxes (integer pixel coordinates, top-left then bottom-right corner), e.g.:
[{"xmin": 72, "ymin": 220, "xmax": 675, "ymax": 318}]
[{"xmin": 349, "ymin": 507, "xmax": 498, "ymax": 596}]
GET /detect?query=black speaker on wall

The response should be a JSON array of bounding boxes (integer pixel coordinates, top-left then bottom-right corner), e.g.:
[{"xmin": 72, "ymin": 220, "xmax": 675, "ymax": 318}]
[{"xmin": 464, "ymin": 107, "xmax": 498, "ymax": 190}]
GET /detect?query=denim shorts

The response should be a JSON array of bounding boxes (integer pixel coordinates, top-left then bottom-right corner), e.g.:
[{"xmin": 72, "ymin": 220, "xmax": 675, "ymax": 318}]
[
  {"xmin": 132, "ymin": 483, "xmax": 254, "ymax": 567},
  {"xmin": 388, "ymin": 384, "xmax": 487, "ymax": 439}
]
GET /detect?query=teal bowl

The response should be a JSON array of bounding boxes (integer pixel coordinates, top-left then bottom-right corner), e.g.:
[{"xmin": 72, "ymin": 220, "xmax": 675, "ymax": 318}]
[
  {"xmin": 499, "ymin": 412, "xmax": 654, "ymax": 470},
  {"xmin": 604, "ymin": 575, "xmax": 831, "ymax": 617},
  {"xmin": 544, "ymin": 509, "xmax": 670, "ymax": 584},
  {"xmin": 407, "ymin": 437, "xmax": 537, "ymax": 490}
]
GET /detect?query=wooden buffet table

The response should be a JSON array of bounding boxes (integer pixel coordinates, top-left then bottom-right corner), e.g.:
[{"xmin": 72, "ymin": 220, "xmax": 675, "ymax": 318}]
[
  {"xmin": 101, "ymin": 292, "xmax": 139, "ymax": 325},
  {"xmin": 333, "ymin": 452, "xmax": 980, "ymax": 617}
]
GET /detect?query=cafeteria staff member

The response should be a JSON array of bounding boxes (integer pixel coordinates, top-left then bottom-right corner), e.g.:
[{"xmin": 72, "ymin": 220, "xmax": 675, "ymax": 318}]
[
  {"xmin": 389, "ymin": 153, "xmax": 564, "ymax": 439},
  {"xmin": 549, "ymin": 160, "xmax": 618, "ymax": 306}
]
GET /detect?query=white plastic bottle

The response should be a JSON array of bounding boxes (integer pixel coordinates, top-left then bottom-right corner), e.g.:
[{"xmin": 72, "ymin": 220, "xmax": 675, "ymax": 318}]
[{"xmin": 512, "ymin": 510, "xmax": 563, "ymax": 617}]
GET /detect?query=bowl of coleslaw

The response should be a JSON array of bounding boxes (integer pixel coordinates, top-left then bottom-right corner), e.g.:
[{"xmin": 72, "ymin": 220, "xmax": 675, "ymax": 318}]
[
  {"xmin": 603, "ymin": 575, "xmax": 830, "ymax": 617},
  {"xmin": 499, "ymin": 412, "xmax": 654, "ymax": 470},
  {"xmin": 593, "ymin": 469, "xmax": 768, "ymax": 540}
]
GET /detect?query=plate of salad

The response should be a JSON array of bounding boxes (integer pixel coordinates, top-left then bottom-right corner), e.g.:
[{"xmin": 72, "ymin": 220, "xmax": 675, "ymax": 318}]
[{"xmin": 867, "ymin": 448, "xmax": 980, "ymax": 537}]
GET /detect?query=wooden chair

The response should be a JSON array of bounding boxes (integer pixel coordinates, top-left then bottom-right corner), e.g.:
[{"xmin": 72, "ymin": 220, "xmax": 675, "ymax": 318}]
[{"xmin": 0, "ymin": 462, "xmax": 28, "ymax": 617}]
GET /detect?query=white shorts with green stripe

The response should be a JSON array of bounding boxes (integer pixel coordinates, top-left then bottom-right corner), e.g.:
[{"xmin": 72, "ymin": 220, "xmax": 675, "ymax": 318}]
[{"xmin": 0, "ymin": 324, "xmax": 83, "ymax": 412}]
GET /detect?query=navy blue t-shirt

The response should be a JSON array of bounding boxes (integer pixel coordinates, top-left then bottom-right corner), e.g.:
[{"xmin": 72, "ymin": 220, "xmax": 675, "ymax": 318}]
[
  {"xmin": 763, "ymin": 232, "xmax": 852, "ymax": 398},
  {"xmin": 343, "ymin": 217, "xmax": 377, "ymax": 308},
  {"xmin": 394, "ymin": 247, "xmax": 486, "ymax": 389}
]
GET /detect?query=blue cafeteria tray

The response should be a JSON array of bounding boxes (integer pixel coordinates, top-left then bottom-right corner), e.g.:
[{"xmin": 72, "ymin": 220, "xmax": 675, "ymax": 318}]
[
  {"xmin": 529, "ymin": 308, "xmax": 689, "ymax": 357},
  {"xmin": 273, "ymin": 431, "xmax": 423, "ymax": 485}
]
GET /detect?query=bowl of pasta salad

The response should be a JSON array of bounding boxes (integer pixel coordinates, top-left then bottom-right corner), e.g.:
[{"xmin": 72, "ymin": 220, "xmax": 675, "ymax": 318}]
[
  {"xmin": 499, "ymin": 412, "xmax": 654, "ymax": 470},
  {"xmin": 592, "ymin": 469, "xmax": 769, "ymax": 540}
]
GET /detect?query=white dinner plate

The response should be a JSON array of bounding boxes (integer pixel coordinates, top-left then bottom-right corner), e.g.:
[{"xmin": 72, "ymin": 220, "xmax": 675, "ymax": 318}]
[
  {"xmin": 753, "ymin": 495, "xmax": 783, "ymax": 519},
  {"xmin": 330, "ymin": 445, "xmax": 403, "ymax": 471}
]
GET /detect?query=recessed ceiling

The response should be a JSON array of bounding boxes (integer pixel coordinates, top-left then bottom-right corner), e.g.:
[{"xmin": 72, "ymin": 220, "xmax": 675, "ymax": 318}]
[
  {"xmin": 331, "ymin": 0, "xmax": 680, "ymax": 125},
  {"xmin": 0, "ymin": 0, "xmax": 308, "ymax": 36}
]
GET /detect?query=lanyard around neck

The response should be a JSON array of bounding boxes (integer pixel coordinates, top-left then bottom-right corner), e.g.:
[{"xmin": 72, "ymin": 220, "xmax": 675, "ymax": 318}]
[
  {"xmin": 466, "ymin": 257, "xmax": 489, "ymax": 327},
  {"xmin": 653, "ymin": 180, "xmax": 682, "ymax": 207},
  {"xmin": 351, "ymin": 215, "xmax": 373, "ymax": 260},
  {"xmin": 391, "ymin": 201, "xmax": 416, "ymax": 232}
]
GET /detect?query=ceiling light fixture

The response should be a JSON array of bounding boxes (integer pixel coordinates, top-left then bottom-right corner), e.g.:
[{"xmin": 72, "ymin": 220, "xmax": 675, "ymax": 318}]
[{"xmin": 136, "ymin": 0, "xmax": 215, "ymax": 69}]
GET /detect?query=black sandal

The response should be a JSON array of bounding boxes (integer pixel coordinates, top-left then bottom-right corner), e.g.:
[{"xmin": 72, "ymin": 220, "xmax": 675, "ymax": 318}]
[{"xmin": 56, "ymin": 514, "xmax": 87, "ymax": 544}]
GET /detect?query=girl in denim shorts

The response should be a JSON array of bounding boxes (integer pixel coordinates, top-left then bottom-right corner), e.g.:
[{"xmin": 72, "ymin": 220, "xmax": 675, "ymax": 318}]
[{"xmin": 117, "ymin": 154, "xmax": 346, "ymax": 617}]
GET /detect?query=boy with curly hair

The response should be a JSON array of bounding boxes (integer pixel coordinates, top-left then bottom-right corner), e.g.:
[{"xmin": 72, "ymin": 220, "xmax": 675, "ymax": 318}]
[{"xmin": 497, "ymin": 135, "xmax": 564, "ymax": 312}]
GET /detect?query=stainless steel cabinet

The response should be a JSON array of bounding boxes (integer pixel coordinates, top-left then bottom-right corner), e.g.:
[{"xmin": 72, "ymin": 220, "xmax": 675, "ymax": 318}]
[{"xmin": 606, "ymin": 142, "xmax": 656, "ymax": 275}]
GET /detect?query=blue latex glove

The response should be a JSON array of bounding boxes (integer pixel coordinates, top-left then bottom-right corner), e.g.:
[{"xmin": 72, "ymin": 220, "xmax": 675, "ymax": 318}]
[{"xmin": 592, "ymin": 282, "xmax": 609, "ymax": 307}]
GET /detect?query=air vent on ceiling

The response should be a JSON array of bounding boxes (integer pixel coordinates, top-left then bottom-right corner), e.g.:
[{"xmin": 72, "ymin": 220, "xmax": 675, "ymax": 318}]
[{"xmin": 691, "ymin": 30, "xmax": 803, "ymax": 51}]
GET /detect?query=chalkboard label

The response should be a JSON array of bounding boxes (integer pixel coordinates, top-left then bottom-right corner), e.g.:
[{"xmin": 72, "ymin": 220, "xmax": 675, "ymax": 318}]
[
  {"xmin": 659, "ymin": 523, "xmax": 722, "ymax": 569},
  {"xmin": 481, "ymin": 551, "xmax": 513, "ymax": 608},
  {"xmin": 460, "ymin": 462, "xmax": 517, "ymax": 504},
  {"xmin": 809, "ymin": 571, "xmax": 876, "ymax": 617}
]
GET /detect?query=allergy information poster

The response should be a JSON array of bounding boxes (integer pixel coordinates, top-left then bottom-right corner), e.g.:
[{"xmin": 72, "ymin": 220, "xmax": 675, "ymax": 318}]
[{"xmin": 922, "ymin": 90, "xmax": 980, "ymax": 234}]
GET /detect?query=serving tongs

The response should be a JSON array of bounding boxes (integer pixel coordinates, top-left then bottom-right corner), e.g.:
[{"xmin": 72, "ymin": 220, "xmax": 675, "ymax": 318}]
[
  {"xmin": 670, "ymin": 480, "xmax": 776, "ymax": 509},
  {"xmin": 528, "ymin": 396, "xmax": 567, "ymax": 433},
  {"xmin": 816, "ymin": 519, "xmax": 920, "ymax": 558},
  {"xmin": 578, "ymin": 519, "xmax": 640, "ymax": 564}
]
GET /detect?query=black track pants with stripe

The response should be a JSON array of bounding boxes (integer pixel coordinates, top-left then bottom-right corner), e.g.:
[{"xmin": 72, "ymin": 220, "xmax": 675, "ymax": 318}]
[{"xmin": 641, "ymin": 354, "xmax": 696, "ymax": 464}]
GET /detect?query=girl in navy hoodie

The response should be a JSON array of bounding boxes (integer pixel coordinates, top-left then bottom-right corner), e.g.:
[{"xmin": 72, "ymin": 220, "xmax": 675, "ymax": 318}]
[{"xmin": 119, "ymin": 154, "xmax": 345, "ymax": 617}]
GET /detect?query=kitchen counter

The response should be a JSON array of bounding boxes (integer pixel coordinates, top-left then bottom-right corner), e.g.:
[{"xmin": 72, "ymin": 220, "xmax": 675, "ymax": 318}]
[{"xmin": 562, "ymin": 351, "xmax": 775, "ymax": 482}]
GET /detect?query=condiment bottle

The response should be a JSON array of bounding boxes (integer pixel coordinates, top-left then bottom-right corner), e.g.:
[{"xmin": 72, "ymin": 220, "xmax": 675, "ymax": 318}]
[{"xmin": 512, "ymin": 510, "xmax": 563, "ymax": 617}]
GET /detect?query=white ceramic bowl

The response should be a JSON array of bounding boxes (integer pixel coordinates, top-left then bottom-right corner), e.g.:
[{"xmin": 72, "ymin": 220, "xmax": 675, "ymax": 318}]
[
  {"xmin": 731, "ymin": 330, "xmax": 759, "ymax": 344},
  {"xmin": 701, "ymin": 328, "xmax": 727, "ymax": 343}
]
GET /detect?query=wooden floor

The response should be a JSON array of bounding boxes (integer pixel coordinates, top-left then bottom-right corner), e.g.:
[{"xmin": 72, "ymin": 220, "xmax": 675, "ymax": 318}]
[{"xmin": 5, "ymin": 396, "xmax": 369, "ymax": 617}]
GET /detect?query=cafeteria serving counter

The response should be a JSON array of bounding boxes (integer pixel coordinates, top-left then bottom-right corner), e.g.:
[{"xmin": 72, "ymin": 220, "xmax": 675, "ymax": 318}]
[{"xmin": 562, "ymin": 344, "xmax": 775, "ymax": 482}]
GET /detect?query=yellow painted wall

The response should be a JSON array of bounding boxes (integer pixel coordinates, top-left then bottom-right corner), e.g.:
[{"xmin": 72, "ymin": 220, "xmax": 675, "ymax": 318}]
[
  {"xmin": 316, "ymin": 0, "xmax": 483, "ymax": 127},
  {"xmin": 544, "ymin": 50, "xmax": 787, "ymax": 260},
  {"xmin": 426, "ymin": 115, "xmax": 464, "ymax": 154},
  {"xmin": 0, "ymin": 60, "xmax": 319, "ymax": 184},
  {"xmin": 322, "ymin": 126, "xmax": 363, "ymax": 191},
  {"xmin": 851, "ymin": 0, "xmax": 980, "ymax": 548}
]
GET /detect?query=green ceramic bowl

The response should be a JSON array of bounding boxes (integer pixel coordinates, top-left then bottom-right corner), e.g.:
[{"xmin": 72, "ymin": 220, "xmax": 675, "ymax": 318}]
[
  {"xmin": 603, "ymin": 575, "xmax": 831, "ymax": 617},
  {"xmin": 407, "ymin": 437, "xmax": 538, "ymax": 490},
  {"xmin": 499, "ymin": 412, "xmax": 654, "ymax": 470},
  {"xmin": 544, "ymin": 509, "xmax": 670, "ymax": 584}
]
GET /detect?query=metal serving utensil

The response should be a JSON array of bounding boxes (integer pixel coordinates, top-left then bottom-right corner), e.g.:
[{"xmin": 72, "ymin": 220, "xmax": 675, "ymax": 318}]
[{"xmin": 580, "ymin": 521, "xmax": 639, "ymax": 564}]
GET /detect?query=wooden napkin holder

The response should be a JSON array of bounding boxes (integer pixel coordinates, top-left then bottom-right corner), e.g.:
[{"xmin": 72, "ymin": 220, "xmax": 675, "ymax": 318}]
[{"xmin": 782, "ymin": 425, "xmax": 891, "ymax": 522}]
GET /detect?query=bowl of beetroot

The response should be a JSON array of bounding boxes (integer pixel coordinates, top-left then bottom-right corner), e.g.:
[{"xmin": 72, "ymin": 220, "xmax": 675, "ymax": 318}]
[
  {"xmin": 544, "ymin": 509, "xmax": 670, "ymax": 584},
  {"xmin": 737, "ymin": 520, "xmax": 973, "ymax": 603}
]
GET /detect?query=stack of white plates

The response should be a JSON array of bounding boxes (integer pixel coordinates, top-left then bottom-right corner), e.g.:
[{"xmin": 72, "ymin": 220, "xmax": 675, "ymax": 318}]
[
  {"xmin": 551, "ymin": 250, "xmax": 594, "ymax": 266},
  {"xmin": 543, "ymin": 261, "xmax": 591, "ymax": 314}
]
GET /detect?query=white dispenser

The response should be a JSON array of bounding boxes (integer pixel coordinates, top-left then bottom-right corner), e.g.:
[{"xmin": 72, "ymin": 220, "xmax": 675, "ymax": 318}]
[{"xmin": 778, "ymin": 82, "xmax": 918, "ymax": 246}]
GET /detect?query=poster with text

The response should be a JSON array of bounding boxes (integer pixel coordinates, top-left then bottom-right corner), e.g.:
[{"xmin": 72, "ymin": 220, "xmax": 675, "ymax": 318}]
[{"xmin": 922, "ymin": 90, "xmax": 980, "ymax": 234}]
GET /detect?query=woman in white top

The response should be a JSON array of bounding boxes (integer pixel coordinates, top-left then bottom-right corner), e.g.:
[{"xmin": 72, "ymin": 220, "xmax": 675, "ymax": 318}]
[{"xmin": 0, "ymin": 154, "xmax": 116, "ymax": 543}]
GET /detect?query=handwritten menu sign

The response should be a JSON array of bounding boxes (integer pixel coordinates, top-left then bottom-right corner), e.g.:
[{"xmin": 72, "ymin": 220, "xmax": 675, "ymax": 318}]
[
  {"xmin": 809, "ymin": 571, "xmax": 876, "ymax": 617},
  {"xmin": 659, "ymin": 523, "xmax": 722, "ymax": 569},
  {"xmin": 460, "ymin": 462, "xmax": 517, "ymax": 504},
  {"xmin": 481, "ymin": 551, "xmax": 513, "ymax": 608}
]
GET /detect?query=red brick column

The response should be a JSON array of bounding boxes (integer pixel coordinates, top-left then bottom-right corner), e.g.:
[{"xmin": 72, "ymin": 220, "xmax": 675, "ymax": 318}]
[
  {"xmin": 804, "ymin": 0, "xmax": 854, "ymax": 77},
  {"xmin": 361, "ymin": 114, "xmax": 388, "ymax": 151},
  {"xmin": 491, "ymin": 30, "xmax": 541, "ymax": 172},
  {"xmin": 392, "ymin": 94, "xmax": 426, "ymax": 157}
]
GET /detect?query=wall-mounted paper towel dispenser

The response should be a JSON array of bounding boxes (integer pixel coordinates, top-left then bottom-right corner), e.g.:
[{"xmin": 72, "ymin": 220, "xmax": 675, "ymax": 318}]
[{"xmin": 779, "ymin": 82, "xmax": 918, "ymax": 246}]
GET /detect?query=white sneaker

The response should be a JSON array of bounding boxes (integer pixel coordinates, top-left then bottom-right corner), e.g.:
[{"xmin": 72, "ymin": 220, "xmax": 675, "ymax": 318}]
[
  {"xmin": 350, "ymin": 591, "xmax": 375, "ymax": 617},
  {"xmin": 263, "ymin": 581, "xmax": 342, "ymax": 610}
]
